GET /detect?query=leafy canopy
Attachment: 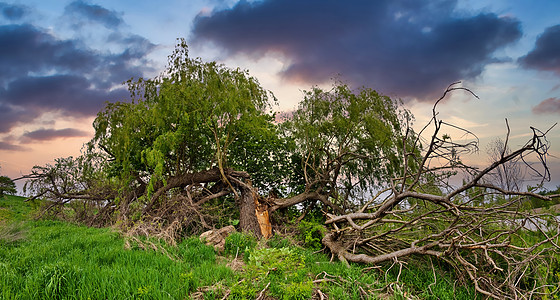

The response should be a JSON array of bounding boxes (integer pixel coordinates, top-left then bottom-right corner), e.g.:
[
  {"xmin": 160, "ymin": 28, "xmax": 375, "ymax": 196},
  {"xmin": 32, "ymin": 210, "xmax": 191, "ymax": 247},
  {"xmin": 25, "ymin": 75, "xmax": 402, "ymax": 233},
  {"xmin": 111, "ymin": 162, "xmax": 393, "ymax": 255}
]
[
  {"xmin": 89, "ymin": 39, "xmax": 286, "ymax": 195},
  {"xmin": 282, "ymin": 82, "xmax": 413, "ymax": 207}
]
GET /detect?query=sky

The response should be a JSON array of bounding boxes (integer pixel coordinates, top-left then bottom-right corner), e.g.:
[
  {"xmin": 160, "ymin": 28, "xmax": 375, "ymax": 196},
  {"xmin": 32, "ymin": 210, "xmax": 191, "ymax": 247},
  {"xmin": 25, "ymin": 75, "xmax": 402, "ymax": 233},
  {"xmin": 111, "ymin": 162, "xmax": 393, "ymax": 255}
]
[{"xmin": 0, "ymin": 0, "xmax": 559, "ymax": 192}]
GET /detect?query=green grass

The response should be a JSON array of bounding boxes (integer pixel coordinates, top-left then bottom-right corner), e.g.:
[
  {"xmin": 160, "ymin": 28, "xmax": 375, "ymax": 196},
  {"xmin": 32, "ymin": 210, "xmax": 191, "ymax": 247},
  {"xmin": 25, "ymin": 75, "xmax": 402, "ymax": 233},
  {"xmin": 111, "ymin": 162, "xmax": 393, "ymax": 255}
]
[
  {"xmin": 0, "ymin": 194, "xmax": 36, "ymax": 221},
  {"xmin": 0, "ymin": 195, "xmax": 479, "ymax": 299}
]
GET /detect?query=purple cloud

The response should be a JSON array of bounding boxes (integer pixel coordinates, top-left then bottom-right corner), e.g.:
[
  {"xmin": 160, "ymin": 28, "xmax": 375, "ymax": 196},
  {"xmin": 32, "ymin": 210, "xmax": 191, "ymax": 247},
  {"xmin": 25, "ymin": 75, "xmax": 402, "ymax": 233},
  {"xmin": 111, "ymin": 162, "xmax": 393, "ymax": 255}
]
[
  {"xmin": 519, "ymin": 25, "xmax": 560, "ymax": 76},
  {"xmin": 1, "ymin": 75, "xmax": 129, "ymax": 117},
  {"xmin": 0, "ymin": 2, "xmax": 30, "ymax": 20},
  {"xmin": 0, "ymin": 11, "xmax": 155, "ymax": 135},
  {"xmin": 191, "ymin": 0, "xmax": 521, "ymax": 100},
  {"xmin": 64, "ymin": 0, "xmax": 124, "ymax": 29},
  {"xmin": 21, "ymin": 128, "xmax": 90, "ymax": 142},
  {"xmin": 0, "ymin": 140, "xmax": 26, "ymax": 151}
]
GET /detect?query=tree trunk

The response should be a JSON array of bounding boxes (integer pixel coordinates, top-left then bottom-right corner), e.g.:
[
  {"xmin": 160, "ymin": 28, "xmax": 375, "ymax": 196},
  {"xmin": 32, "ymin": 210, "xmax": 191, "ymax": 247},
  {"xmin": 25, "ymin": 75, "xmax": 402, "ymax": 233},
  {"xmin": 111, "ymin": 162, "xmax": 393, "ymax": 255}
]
[{"xmin": 238, "ymin": 181, "xmax": 263, "ymax": 238}]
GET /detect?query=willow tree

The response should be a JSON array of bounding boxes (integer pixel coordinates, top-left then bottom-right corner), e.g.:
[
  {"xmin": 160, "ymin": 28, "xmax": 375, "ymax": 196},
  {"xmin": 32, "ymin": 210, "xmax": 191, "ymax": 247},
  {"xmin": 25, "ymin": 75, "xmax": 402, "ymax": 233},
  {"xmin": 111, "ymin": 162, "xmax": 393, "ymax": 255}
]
[
  {"xmin": 26, "ymin": 40, "xmax": 290, "ymax": 237},
  {"xmin": 269, "ymin": 82, "xmax": 415, "ymax": 216}
]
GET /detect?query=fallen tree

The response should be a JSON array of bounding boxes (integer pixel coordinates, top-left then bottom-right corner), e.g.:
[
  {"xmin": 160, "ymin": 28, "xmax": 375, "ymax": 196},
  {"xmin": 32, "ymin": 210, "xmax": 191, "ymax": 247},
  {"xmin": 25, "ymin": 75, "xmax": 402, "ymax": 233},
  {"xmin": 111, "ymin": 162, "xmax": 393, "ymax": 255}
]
[
  {"xmin": 24, "ymin": 40, "xmax": 287, "ymax": 238},
  {"xmin": 321, "ymin": 83, "xmax": 560, "ymax": 299}
]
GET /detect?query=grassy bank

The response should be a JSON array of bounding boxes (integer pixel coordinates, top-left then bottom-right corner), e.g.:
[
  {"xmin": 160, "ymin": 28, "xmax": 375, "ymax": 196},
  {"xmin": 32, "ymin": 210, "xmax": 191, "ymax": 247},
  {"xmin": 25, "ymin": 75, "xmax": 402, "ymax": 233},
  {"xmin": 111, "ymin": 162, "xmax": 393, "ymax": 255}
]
[{"xmin": 1, "ymin": 195, "xmax": 478, "ymax": 299}]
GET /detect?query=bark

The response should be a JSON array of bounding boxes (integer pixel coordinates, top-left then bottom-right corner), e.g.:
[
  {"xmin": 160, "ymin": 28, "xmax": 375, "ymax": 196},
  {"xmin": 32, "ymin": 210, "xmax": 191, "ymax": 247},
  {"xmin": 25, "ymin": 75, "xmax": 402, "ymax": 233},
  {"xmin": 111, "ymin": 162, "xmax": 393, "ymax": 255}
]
[
  {"xmin": 143, "ymin": 168, "xmax": 249, "ymax": 214},
  {"xmin": 236, "ymin": 179, "xmax": 263, "ymax": 238},
  {"xmin": 270, "ymin": 191, "xmax": 343, "ymax": 214}
]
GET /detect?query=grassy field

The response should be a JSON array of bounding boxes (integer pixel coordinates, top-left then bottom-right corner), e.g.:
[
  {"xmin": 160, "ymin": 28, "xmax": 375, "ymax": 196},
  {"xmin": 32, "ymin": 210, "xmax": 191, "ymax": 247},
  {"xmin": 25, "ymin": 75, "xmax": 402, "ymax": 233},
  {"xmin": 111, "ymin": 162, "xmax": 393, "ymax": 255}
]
[{"xmin": 0, "ymin": 195, "xmax": 478, "ymax": 299}]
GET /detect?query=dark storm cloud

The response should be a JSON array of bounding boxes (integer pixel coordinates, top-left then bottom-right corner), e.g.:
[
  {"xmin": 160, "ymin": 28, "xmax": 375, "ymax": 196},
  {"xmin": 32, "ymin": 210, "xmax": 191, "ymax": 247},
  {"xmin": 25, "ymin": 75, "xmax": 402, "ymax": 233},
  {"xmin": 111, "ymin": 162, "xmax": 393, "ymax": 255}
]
[
  {"xmin": 0, "ymin": 24, "xmax": 100, "ymax": 81},
  {"xmin": 0, "ymin": 11, "xmax": 155, "ymax": 135},
  {"xmin": 532, "ymin": 97, "xmax": 560, "ymax": 115},
  {"xmin": 1, "ymin": 75, "xmax": 129, "ymax": 116},
  {"xmin": 64, "ymin": 0, "xmax": 123, "ymax": 28},
  {"xmin": 519, "ymin": 25, "xmax": 560, "ymax": 75},
  {"xmin": 191, "ymin": 0, "xmax": 522, "ymax": 99},
  {"xmin": 22, "ymin": 128, "xmax": 90, "ymax": 142},
  {"xmin": 0, "ymin": 2, "xmax": 30, "ymax": 20}
]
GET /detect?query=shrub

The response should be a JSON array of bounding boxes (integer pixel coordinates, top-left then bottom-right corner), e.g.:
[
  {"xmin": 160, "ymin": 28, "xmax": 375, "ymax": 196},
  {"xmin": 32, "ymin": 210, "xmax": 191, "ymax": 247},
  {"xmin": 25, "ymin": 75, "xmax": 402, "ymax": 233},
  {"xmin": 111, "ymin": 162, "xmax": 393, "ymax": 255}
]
[
  {"xmin": 297, "ymin": 220, "xmax": 326, "ymax": 250},
  {"xmin": 0, "ymin": 176, "xmax": 16, "ymax": 198}
]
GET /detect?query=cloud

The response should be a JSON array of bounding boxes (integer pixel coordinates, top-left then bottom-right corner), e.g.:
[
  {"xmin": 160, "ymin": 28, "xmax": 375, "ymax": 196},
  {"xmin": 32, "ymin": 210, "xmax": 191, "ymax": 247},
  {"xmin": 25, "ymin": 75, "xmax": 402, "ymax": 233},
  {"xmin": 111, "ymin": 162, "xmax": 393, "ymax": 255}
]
[
  {"xmin": 21, "ymin": 128, "xmax": 90, "ymax": 142},
  {"xmin": 0, "ymin": 15, "xmax": 155, "ymax": 135},
  {"xmin": 0, "ymin": 24, "xmax": 100, "ymax": 81},
  {"xmin": 1, "ymin": 75, "xmax": 129, "ymax": 116},
  {"xmin": 0, "ymin": 140, "xmax": 25, "ymax": 151},
  {"xmin": 0, "ymin": 2, "xmax": 30, "ymax": 21},
  {"xmin": 532, "ymin": 97, "xmax": 560, "ymax": 115},
  {"xmin": 191, "ymin": 0, "xmax": 522, "ymax": 100},
  {"xmin": 64, "ymin": 0, "xmax": 124, "ymax": 29},
  {"xmin": 0, "ymin": 102, "xmax": 34, "ymax": 133},
  {"xmin": 519, "ymin": 25, "xmax": 560, "ymax": 75}
]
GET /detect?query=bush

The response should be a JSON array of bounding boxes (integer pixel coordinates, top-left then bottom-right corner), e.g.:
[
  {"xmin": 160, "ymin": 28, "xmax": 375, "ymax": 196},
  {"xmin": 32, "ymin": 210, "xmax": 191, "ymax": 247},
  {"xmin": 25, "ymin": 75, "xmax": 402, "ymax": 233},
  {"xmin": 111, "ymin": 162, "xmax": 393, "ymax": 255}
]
[{"xmin": 297, "ymin": 220, "xmax": 326, "ymax": 250}]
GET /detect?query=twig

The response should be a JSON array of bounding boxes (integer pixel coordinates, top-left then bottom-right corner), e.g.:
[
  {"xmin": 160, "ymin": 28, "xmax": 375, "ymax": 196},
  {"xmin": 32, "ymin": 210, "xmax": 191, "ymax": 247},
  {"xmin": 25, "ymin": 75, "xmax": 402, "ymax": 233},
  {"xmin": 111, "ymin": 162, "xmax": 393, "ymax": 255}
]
[{"xmin": 255, "ymin": 282, "xmax": 271, "ymax": 300}]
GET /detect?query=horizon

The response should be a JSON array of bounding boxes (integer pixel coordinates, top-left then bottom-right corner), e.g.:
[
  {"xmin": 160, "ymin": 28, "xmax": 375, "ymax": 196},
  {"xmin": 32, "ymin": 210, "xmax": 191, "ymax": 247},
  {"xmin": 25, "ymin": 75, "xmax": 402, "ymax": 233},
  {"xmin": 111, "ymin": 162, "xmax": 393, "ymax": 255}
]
[{"xmin": 1, "ymin": 0, "xmax": 559, "ymax": 193}]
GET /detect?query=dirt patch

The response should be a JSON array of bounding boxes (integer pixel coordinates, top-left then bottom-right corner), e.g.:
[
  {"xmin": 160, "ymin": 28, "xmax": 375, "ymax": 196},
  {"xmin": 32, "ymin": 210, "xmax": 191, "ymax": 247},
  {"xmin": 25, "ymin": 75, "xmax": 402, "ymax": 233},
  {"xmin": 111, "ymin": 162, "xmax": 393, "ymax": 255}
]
[{"xmin": 226, "ymin": 257, "xmax": 246, "ymax": 272}]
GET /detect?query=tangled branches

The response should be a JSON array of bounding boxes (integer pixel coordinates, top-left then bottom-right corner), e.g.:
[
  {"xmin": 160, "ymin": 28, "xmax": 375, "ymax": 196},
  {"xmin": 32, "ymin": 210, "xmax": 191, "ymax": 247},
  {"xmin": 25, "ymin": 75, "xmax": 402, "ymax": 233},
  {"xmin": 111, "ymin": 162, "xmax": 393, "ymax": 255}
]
[{"xmin": 323, "ymin": 82, "xmax": 560, "ymax": 299}]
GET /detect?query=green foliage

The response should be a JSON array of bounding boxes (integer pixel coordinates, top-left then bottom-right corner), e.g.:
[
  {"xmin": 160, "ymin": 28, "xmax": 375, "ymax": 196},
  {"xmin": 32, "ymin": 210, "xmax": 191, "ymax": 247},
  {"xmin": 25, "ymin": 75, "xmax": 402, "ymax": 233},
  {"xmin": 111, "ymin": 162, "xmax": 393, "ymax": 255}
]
[
  {"xmin": 224, "ymin": 231, "xmax": 257, "ymax": 258},
  {"xmin": 282, "ymin": 80, "xmax": 415, "ymax": 207},
  {"xmin": 90, "ymin": 39, "xmax": 283, "ymax": 194},
  {"xmin": 0, "ymin": 198, "xmax": 494, "ymax": 299},
  {"xmin": 382, "ymin": 260, "xmax": 479, "ymax": 300},
  {"xmin": 0, "ymin": 219, "xmax": 234, "ymax": 299},
  {"xmin": 297, "ymin": 220, "xmax": 327, "ymax": 250},
  {"xmin": 234, "ymin": 246, "xmax": 312, "ymax": 300},
  {"xmin": 0, "ymin": 221, "xmax": 26, "ymax": 246},
  {"xmin": 0, "ymin": 175, "xmax": 16, "ymax": 197},
  {"xmin": 527, "ymin": 186, "xmax": 560, "ymax": 209},
  {"xmin": 0, "ymin": 195, "xmax": 35, "ymax": 221},
  {"xmin": 266, "ymin": 234, "xmax": 293, "ymax": 249},
  {"xmin": 247, "ymin": 247, "xmax": 305, "ymax": 273},
  {"xmin": 177, "ymin": 236, "xmax": 217, "ymax": 264},
  {"xmin": 32, "ymin": 262, "xmax": 82, "ymax": 300},
  {"xmin": 283, "ymin": 280, "xmax": 314, "ymax": 300}
]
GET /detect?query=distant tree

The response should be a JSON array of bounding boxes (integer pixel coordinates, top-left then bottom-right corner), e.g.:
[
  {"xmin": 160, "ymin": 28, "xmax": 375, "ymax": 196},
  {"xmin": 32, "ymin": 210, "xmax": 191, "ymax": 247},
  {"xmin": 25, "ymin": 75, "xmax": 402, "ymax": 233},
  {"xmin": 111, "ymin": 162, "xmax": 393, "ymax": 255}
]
[
  {"xmin": 486, "ymin": 136, "xmax": 522, "ymax": 192},
  {"xmin": 0, "ymin": 176, "xmax": 16, "ymax": 198}
]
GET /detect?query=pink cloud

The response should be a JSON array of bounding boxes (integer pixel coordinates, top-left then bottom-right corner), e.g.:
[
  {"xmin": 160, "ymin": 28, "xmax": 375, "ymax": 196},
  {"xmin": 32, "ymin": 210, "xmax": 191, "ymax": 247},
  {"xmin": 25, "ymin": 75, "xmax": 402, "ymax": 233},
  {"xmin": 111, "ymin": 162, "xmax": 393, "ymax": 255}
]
[{"xmin": 532, "ymin": 97, "xmax": 560, "ymax": 115}]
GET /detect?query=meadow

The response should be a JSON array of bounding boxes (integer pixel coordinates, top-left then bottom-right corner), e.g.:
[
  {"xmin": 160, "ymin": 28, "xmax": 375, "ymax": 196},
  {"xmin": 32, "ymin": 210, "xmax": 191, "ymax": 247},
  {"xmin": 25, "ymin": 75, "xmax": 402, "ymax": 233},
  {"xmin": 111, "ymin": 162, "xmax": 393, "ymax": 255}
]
[{"xmin": 0, "ymin": 194, "xmax": 481, "ymax": 299}]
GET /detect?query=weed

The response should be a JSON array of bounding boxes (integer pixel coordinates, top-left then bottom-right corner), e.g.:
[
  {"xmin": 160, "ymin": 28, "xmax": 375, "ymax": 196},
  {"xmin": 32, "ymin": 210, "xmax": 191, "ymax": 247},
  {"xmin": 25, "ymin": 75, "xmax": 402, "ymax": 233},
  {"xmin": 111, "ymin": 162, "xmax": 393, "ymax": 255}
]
[
  {"xmin": 266, "ymin": 234, "xmax": 293, "ymax": 249},
  {"xmin": 0, "ymin": 221, "xmax": 26, "ymax": 245}
]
